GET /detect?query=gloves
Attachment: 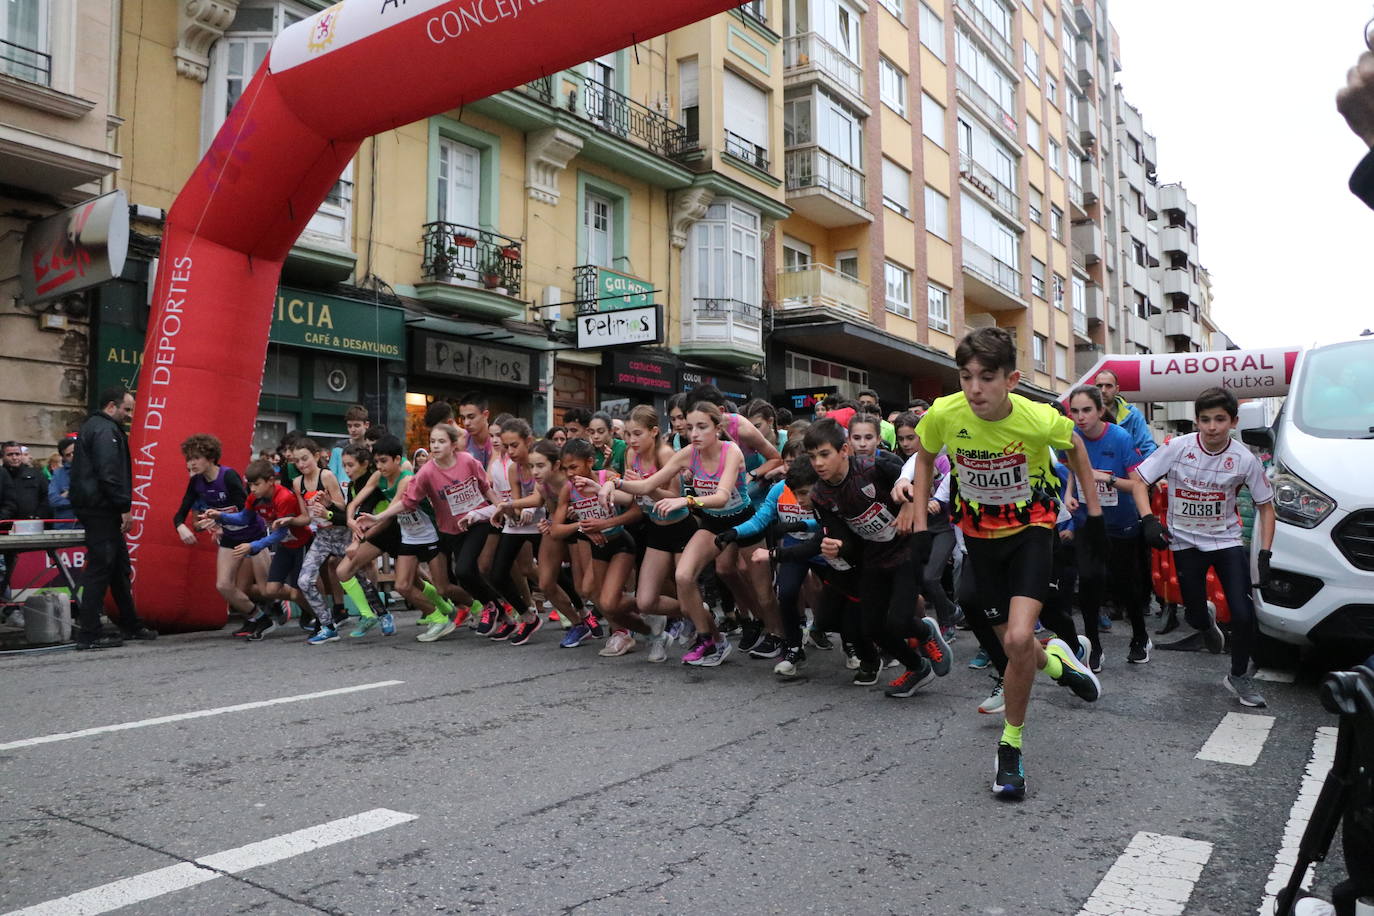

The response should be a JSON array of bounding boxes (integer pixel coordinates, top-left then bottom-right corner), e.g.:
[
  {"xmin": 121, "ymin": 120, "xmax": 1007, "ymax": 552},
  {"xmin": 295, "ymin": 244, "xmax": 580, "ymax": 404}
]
[
  {"xmin": 1080, "ymin": 514, "xmax": 1108, "ymax": 578},
  {"xmin": 1141, "ymin": 514, "xmax": 1170, "ymax": 550},
  {"xmin": 1257, "ymin": 549, "xmax": 1273, "ymax": 588},
  {"xmin": 910, "ymin": 529, "xmax": 933, "ymax": 568},
  {"xmin": 713, "ymin": 528, "xmax": 739, "ymax": 551},
  {"xmin": 778, "ymin": 520, "xmax": 813, "ymax": 534}
]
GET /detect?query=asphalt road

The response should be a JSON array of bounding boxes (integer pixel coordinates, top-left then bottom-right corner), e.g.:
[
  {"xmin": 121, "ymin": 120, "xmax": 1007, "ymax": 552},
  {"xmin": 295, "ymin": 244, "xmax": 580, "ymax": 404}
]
[{"xmin": 0, "ymin": 613, "xmax": 1347, "ymax": 915}]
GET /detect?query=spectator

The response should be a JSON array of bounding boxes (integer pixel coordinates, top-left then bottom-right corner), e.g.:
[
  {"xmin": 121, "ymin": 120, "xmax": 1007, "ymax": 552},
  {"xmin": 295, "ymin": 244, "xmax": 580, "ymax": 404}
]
[
  {"xmin": 69, "ymin": 387, "xmax": 157, "ymax": 649},
  {"xmin": 2, "ymin": 441, "xmax": 49, "ymax": 520},
  {"xmin": 47, "ymin": 438, "xmax": 77, "ymax": 528}
]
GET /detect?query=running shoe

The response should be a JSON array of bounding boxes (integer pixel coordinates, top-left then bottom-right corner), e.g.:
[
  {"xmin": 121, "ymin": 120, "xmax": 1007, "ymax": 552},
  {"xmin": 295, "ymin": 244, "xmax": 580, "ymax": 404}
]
[
  {"xmin": 1292, "ymin": 897, "xmax": 1337, "ymax": 916},
  {"xmin": 299, "ymin": 611, "xmax": 318, "ymax": 632},
  {"xmin": 1089, "ymin": 644, "xmax": 1104, "ymax": 674},
  {"xmin": 978, "ymin": 676, "xmax": 1005, "ymax": 715},
  {"xmin": 843, "ymin": 642, "xmax": 862, "ymax": 670},
  {"xmin": 804, "ymin": 627, "xmax": 833, "ymax": 650},
  {"xmin": 307, "ymin": 625, "xmax": 340, "ymax": 645},
  {"xmin": 696, "ymin": 637, "xmax": 733, "ymax": 667},
  {"xmin": 417, "ymin": 617, "xmax": 456, "ymax": 643},
  {"xmin": 682, "ymin": 636, "xmax": 715, "ymax": 665},
  {"xmin": 1098, "ymin": 612, "xmax": 1113, "ymax": 632},
  {"xmin": 738, "ymin": 619, "xmax": 764, "ymax": 654},
  {"xmin": 1044, "ymin": 637, "xmax": 1101, "ymax": 702},
  {"xmin": 968, "ymin": 647, "xmax": 991, "ymax": 670},
  {"xmin": 490, "ymin": 620, "xmax": 518, "ymax": 641},
  {"xmin": 587, "ymin": 615, "xmax": 605, "ymax": 639},
  {"xmin": 475, "ymin": 604, "xmax": 498, "ymax": 636},
  {"xmin": 560, "ymin": 623, "xmax": 593, "ymax": 648},
  {"xmin": 1076, "ymin": 635, "xmax": 1091, "ymax": 663},
  {"xmin": 940, "ymin": 625, "xmax": 957, "ymax": 644},
  {"xmin": 1223, "ymin": 673, "xmax": 1267, "ymax": 708},
  {"xmin": 232, "ymin": 616, "xmax": 262, "ymax": 638},
  {"xmin": 1127, "ymin": 639, "xmax": 1151, "ymax": 664},
  {"xmin": 598, "ymin": 629, "xmax": 636, "ymax": 656},
  {"xmin": 557, "ymin": 609, "xmax": 573, "ymax": 630},
  {"xmin": 993, "ymin": 742, "xmax": 1026, "ymax": 799},
  {"xmin": 452, "ymin": 605, "xmax": 471, "ymax": 628},
  {"xmin": 920, "ymin": 616, "xmax": 952, "ymax": 677},
  {"xmin": 1202, "ymin": 614, "xmax": 1226, "ymax": 654},
  {"xmin": 647, "ymin": 634, "xmax": 668, "ymax": 663},
  {"xmin": 246, "ymin": 617, "xmax": 278, "ymax": 641},
  {"xmin": 509, "ymin": 615, "xmax": 544, "ymax": 646},
  {"xmin": 774, "ymin": 646, "xmax": 805, "ymax": 677},
  {"xmin": 380, "ymin": 613, "xmax": 396, "ymax": 636},
  {"xmin": 418, "ymin": 610, "xmax": 448, "ymax": 627},
  {"xmin": 350, "ymin": 615, "xmax": 381, "ymax": 638},
  {"xmin": 884, "ymin": 662, "xmax": 935, "ymax": 698},
  {"xmin": 1033, "ymin": 620, "xmax": 1045, "ymax": 635},
  {"xmin": 852, "ymin": 665, "xmax": 880, "ymax": 686},
  {"xmin": 665, "ymin": 618, "xmax": 691, "ymax": 646},
  {"xmin": 748, "ymin": 633, "xmax": 783, "ymax": 660}
]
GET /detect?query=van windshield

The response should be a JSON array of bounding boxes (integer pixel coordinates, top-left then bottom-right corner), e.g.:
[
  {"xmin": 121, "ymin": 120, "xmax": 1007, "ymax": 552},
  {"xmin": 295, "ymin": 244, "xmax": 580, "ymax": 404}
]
[{"xmin": 1293, "ymin": 340, "xmax": 1374, "ymax": 439}]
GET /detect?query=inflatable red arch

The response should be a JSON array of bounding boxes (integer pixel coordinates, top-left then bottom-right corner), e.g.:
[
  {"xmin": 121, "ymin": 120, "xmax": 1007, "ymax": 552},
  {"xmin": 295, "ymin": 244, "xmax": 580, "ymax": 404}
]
[{"xmin": 127, "ymin": 0, "xmax": 749, "ymax": 629}]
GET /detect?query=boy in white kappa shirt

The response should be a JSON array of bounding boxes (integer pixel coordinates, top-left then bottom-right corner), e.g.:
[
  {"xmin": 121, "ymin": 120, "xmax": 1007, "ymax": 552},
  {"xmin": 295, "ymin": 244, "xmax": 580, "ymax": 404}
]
[{"xmin": 1132, "ymin": 387, "xmax": 1276, "ymax": 708}]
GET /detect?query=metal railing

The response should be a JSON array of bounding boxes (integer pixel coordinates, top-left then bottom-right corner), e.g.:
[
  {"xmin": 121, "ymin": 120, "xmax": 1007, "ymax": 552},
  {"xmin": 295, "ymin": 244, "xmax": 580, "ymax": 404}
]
[
  {"xmin": 958, "ymin": 152, "xmax": 1019, "ymax": 217},
  {"xmin": 783, "ymin": 31, "xmax": 864, "ymax": 98},
  {"xmin": 692, "ymin": 297, "xmax": 763, "ymax": 327},
  {"xmin": 1, "ymin": 37, "xmax": 51, "ymax": 86},
  {"xmin": 777, "ymin": 263, "xmax": 870, "ymax": 317},
  {"xmin": 956, "ymin": 66, "xmax": 1017, "ymax": 133},
  {"xmin": 737, "ymin": 0, "xmax": 768, "ymax": 26},
  {"xmin": 962, "ymin": 237, "xmax": 1021, "ymax": 297},
  {"xmin": 785, "ymin": 147, "xmax": 866, "ymax": 208},
  {"xmin": 723, "ymin": 129, "xmax": 770, "ymax": 172},
  {"xmin": 420, "ymin": 222, "xmax": 523, "ymax": 292},
  {"xmin": 518, "ymin": 74, "xmax": 692, "ymax": 160},
  {"xmin": 520, "ymin": 75, "xmax": 554, "ymax": 104},
  {"xmin": 1068, "ymin": 178, "xmax": 1083, "ymax": 208},
  {"xmin": 953, "ymin": 0, "xmax": 1013, "ymax": 65},
  {"xmin": 1072, "ymin": 307, "xmax": 1088, "ymax": 335}
]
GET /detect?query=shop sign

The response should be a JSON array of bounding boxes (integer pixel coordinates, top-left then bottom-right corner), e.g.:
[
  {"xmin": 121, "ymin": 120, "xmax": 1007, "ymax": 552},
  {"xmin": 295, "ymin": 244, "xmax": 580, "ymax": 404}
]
[
  {"xmin": 607, "ymin": 352, "xmax": 677, "ymax": 393},
  {"xmin": 576, "ymin": 305, "xmax": 662, "ymax": 350},
  {"xmin": 595, "ymin": 267, "xmax": 654, "ymax": 311},
  {"xmin": 20, "ymin": 189, "xmax": 129, "ymax": 305},
  {"xmin": 679, "ymin": 367, "xmax": 753, "ymax": 403},
  {"xmin": 781, "ymin": 385, "xmax": 837, "ymax": 412},
  {"xmin": 270, "ymin": 287, "xmax": 405, "ymax": 361},
  {"xmin": 416, "ymin": 330, "xmax": 536, "ymax": 388}
]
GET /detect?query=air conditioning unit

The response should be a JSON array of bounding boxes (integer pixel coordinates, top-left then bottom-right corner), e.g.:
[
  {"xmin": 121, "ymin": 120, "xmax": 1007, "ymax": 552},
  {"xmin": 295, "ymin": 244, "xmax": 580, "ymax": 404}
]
[{"xmin": 540, "ymin": 285, "xmax": 564, "ymax": 324}]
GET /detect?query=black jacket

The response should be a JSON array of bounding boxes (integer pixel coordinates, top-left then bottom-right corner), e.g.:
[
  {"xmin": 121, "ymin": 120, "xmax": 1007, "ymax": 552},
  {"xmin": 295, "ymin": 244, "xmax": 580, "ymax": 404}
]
[
  {"xmin": 0, "ymin": 464, "xmax": 13, "ymax": 519},
  {"xmin": 70, "ymin": 411, "xmax": 132, "ymax": 513},
  {"xmin": 3, "ymin": 464, "xmax": 50, "ymax": 519}
]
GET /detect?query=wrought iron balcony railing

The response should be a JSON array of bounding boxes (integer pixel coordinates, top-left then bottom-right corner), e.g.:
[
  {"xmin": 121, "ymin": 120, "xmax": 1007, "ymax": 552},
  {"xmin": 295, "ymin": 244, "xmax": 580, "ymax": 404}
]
[
  {"xmin": 723, "ymin": 129, "xmax": 770, "ymax": 172},
  {"xmin": 420, "ymin": 222, "xmax": 523, "ymax": 293},
  {"xmin": 517, "ymin": 75, "xmax": 693, "ymax": 160},
  {"xmin": 1, "ymin": 37, "xmax": 51, "ymax": 86},
  {"xmin": 692, "ymin": 297, "xmax": 763, "ymax": 327},
  {"xmin": 785, "ymin": 147, "xmax": 866, "ymax": 207}
]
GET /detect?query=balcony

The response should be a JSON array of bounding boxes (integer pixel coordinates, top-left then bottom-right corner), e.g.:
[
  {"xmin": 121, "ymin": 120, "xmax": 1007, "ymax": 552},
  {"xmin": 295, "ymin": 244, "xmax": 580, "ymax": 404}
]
[
  {"xmin": 1084, "ymin": 281, "xmax": 1103, "ymax": 325},
  {"xmin": 1071, "ymin": 221, "xmax": 1103, "ymax": 264},
  {"xmin": 777, "ymin": 263, "xmax": 871, "ymax": 321},
  {"xmin": 2, "ymin": 36, "xmax": 52, "ymax": 86},
  {"xmin": 1081, "ymin": 157, "xmax": 1098, "ymax": 204},
  {"xmin": 1068, "ymin": 178, "xmax": 1085, "ymax": 216},
  {"xmin": 953, "ymin": 0, "xmax": 1014, "ymax": 67},
  {"xmin": 723, "ymin": 129, "xmax": 770, "ymax": 173},
  {"xmin": 680, "ymin": 297, "xmax": 765, "ymax": 366},
  {"xmin": 1158, "ymin": 183, "xmax": 1189, "ymax": 213},
  {"xmin": 415, "ymin": 222, "xmax": 526, "ymax": 320},
  {"xmin": 962, "ymin": 237, "xmax": 1026, "ymax": 311},
  {"xmin": 1074, "ymin": 3, "xmax": 1092, "ymax": 32},
  {"xmin": 1072, "ymin": 307, "xmax": 1088, "ymax": 338},
  {"xmin": 513, "ymin": 74, "xmax": 694, "ymax": 163},
  {"xmin": 956, "ymin": 66, "xmax": 1017, "ymax": 135},
  {"xmin": 1161, "ymin": 267, "xmax": 1193, "ymax": 299},
  {"xmin": 1077, "ymin": 95, "xmax": 1097, "ymax": 147},
  {"xmin": 1160, "ymin": 225, "xmax": 1189, "ymax": 256},
  {"xmin": 784, "ymin": 146, "xmax": 872, "ymax": 227},
  {"xmin": 1126, "ymin": 312, "xmax": 1151, "ymax": 347},
  {"xmin": 959, "ymin": 152, "xmax": 1019, "ymax": 218},
  {"xmin": 1071, "ymin": 243, "xmax": 1086, "ymax": 271},
  {"xmin": 1164, "ymin": 308, "xmax": 1201, "ymax": 342},
  {"xmin": 783, "ymin": 32, "xmax": 866, "ymax": 109}
]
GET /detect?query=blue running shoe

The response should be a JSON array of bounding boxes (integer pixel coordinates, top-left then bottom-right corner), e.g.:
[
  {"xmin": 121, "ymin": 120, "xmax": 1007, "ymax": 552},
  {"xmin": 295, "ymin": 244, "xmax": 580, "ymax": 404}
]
[
  {"xmin": 307, "ymin": 626, "xmax": 340, "ymax": 645},
  {"xmin": 993, "ymin": 742, "xmax": 1026, "ymax": 799},
  {"xmin": 968, "ymin": 648, "xmax": 991, "ymax": 670},
  {"xmin": 560, "ymin": 623, "xmax": 592, "ymax": 648},
  {"xmin": 380, "ymin": 612, "xmax": 396, "ymax": 636},
  {"xmin": 1098, "ymin": 612, "xmax": 1113, "ymax": 632},
  {"xmin": 350, "ymin": 615, "xmax": 381, "ymax": 638}
]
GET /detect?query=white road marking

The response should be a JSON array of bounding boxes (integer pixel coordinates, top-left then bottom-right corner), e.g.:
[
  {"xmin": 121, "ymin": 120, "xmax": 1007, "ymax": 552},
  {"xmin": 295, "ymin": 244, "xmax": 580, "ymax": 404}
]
[
  {"xmin": 3, "ymin": 808, "xmax": 417, "ymax": 916},
  {"xmin": 1076, "ymin": 831, "xmax": 1213, "ymax": 916},
  {"xmin": 1196, "ymin": 712, "xmax": 1277, "ymax": 766},
  {"xmin": 0, "ymin": 681, "xmax": 404, "ymax": 751},
  {"xmin": 1258, "ymin": 726, "xmax": 1339, "ymax": 916},
  {"xmin": 1254, "ymin": 668, "xmax": 1297, "ymax": 684}
]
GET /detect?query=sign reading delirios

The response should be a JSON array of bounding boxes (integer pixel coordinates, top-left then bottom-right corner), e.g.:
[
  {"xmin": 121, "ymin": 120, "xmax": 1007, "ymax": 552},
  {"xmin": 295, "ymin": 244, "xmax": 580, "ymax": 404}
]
[{"xmin": 576, "ymin": 305, "xmax": 662, "ymax": 350}]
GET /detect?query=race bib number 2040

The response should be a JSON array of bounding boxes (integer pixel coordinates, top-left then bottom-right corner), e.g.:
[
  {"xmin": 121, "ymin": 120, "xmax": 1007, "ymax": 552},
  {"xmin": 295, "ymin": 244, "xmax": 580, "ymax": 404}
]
[{"xmin": 955, "ymin": 453, "xmax": 1031, "ymax": 505}]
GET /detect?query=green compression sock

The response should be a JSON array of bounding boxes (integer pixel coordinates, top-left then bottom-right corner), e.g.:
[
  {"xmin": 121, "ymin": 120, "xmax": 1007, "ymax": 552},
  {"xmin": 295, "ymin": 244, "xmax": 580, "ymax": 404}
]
[
  {"xmin": 1001, "ymin": 722, "xmax": 1024, "ymax": 749},
  {"xmin": 422, "ymin": 581, "xmax": 453, "ymax": 617},
  {"xmin": 340, "ymin": 577, "xmax": 375, "ymax": 618},
  {"xmin": 1041, "ymin": 648, "xmax": 1064, "ymax": 680}
]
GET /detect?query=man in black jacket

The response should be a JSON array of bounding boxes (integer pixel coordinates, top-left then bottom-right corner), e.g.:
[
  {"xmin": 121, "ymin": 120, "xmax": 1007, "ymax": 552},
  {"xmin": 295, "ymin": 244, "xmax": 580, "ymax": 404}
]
[
  {"xmin": 1, "ymin": 441, "xmax": 51, "ymax": 598},
  {"xmin": 69, "ymin": 387, "xmax": 156, "ymax": 649}
]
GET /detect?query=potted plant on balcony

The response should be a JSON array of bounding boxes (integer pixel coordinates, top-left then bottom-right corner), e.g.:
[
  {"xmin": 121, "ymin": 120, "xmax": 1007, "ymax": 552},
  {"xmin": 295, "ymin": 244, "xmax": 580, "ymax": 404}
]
[{"xmin": 478, "ymin": 253, "xmax": 507, "ymax": 295}]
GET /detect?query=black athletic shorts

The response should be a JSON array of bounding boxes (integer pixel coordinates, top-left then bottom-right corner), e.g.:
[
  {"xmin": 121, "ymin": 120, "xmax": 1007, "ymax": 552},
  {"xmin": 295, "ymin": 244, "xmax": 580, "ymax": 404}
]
[
  {"xmin": 586, "ymin": 530, "xmax": 637, "ymax": 563},
  {"xmin": 396, "ymin": 540, "xmax": 440, "ymax": 561},
  {"xmin": 643, "ymin": 516, "xmax": 699, "ymax": 554},
  {"xmin": 962, "ymin": 525, "xmax": 1055, "ymax": 625},
  {"xmin": 267, "ymin": 544, "xmax": 306, "ymax": 587},
  {"xmin": 367, "ymin": 524, "xmax": 402, "ymax": 557},
  {"xmin": 698, "ymin": 506, "xmax": 755, "ymax": 537}
]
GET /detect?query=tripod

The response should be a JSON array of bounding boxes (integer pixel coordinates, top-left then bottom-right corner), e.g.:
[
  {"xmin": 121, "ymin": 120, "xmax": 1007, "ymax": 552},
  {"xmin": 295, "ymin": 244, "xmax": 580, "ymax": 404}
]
[{"xmin": 1274, "ymin": 666, "xmax": 1374, "ymax": 916}]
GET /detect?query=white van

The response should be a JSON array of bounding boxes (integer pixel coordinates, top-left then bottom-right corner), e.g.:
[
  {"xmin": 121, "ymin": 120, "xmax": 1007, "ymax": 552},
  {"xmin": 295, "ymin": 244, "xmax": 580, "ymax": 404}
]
[{"xmin": 1239, "ymin": 337, "xmax": 1374, "ymax": 653}]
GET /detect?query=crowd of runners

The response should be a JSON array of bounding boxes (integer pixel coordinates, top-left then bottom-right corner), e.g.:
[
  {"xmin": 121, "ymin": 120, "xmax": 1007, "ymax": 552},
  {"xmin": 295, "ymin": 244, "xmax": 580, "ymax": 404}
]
[{"xmin": 174, "ymin": 326, "xmax": 1275, "ymax": 800}]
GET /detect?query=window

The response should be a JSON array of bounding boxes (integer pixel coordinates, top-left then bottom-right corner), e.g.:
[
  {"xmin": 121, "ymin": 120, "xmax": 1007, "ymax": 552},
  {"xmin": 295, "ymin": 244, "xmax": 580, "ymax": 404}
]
[
  {"xmin": 878, "ymin": 0, "xmax": 905, "ymax": 20},
  {"xmin": 885, "ymin": 261, "xmax": 912, "ymax": 317},
  {"xmin": 924, "ymin": 186, "xmax": 949, "ymax": 239},
  {"xmin": 1072, "ymin": 274, "xmax": 1087, "ymax": 317},
  {"xmin": 927, "ymin": 283, "xmax": 951, "ymax": 332},
  {"xmin": 584, "ymin": 192, "xmax": 614, "ymax": 268},
  {"xmin": 724, "ymin": 70, "xmax": 770, "ymax": 169},
  {"xmin": 1042, "ymin": 7, "xmax": 1055, "ymax": 35},
  {"xmin": 1023, "ymin": 40, "xmax": 1039, "ymax": 85},
  {"xmin": 1046, "ymin": 74, "xmax": 1058, "ymax": 106},
  {"xmin": 1, "ymin": 0, "xmax": 49, "ymax": 84},
  {"xmin": 436, "ymin": 138, "xmax": 481, "ymax": 227},
  {"xmin": 836, "ymin": 250, "xmax": 860, "ymax": 279},
  {"xmin": 882, "ymin": 158, "xmax": 911, "ymax": 217},
  {"xmin": 961, "ymin": 192, "xmax": 1020, "ymax": 293},
  {"xmin": 1132, "ymin": 238, "xmax": 1146, "ymax": 267},
  {"xmin": 679, "ymin": 57, "xmax": 700, "ymax": 142},
  {"xmin": 1027, "ymin": 115, "xmax": 1041, "ymax": 152},
  {"xmin": 955, "ymin": 26, "xmax": 1016, "ymax": 125},
  {"xmin": 879, "ymin": 57, "xmax": 908, "ymax": 116},
  {"xmin": 783, "ymin": 236, "xmax": 813, "ymax": 272},
  {"xmin": 1052, "ymin": 272, "xmax": 1065, "ymax": 309},
  {"xmin": 1055, "ymin": 343, "xmax": 1070, "ymax": 380},
  {"xmin": 919, "ymin": 2, "xmax": 945, "ymax": 61},
  {"xmin": 786, "ymin": 352, "xmax": 869, "ymax": 395},
  {"xmin": 921, "ymin": 92, "xmax": 945, "ymax": 147},
  {"xmin": 1048, "ymin": 138, "xmax": 1062, "ymax": 174},
  {"xmin": 1029, "ymin": 185, "xmax": 1043, "ymax": 224},
  {"xmin": 1031, "ymin": 257, "xmax": 1046, "ymax": 298},
  {"xmin": 1050, "ymin": 205, "xmax": 1063, "ymax": 240},
  {"xmin": 690, "ymin": 201, "xmax": 763, "ymax": 315},
  {"xmin": 1033, "ymin": 333, "xmax": 1047, "ymax": 372},
  {"xmin": 738, "ymin": 0, "xmax": 767, "ymax": 23}
]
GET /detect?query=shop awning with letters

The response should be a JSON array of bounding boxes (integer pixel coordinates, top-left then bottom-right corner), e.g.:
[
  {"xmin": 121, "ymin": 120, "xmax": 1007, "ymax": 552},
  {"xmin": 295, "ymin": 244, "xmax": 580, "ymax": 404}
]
[
  {"xmin": 771, "ymin": 318, "xmax": 962, "ymax": 390},
  {"xmin": 404, "ymin": 315, "xmax": 564, "ymax": 351}
]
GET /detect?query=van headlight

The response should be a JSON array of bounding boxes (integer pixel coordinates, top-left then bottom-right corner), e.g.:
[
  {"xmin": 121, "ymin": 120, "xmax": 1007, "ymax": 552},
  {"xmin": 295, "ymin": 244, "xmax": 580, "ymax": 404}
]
[{"xmin": 1272, "ymin": 462, "xmax": 1336, "ymax": 529}]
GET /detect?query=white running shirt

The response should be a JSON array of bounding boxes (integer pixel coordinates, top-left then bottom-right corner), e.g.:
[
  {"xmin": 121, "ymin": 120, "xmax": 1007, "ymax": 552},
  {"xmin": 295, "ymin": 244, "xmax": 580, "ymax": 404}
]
[{"xmin": 1135, "ymin": 433, "xmax": 1273, "ymax": 552}]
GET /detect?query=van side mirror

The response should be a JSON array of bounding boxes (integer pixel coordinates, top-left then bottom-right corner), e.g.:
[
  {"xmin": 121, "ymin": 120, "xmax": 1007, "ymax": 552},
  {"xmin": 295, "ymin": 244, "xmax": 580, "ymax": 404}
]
[{"xmin": 1238, "ymin": 401, "xmax": 1273, "ymax": 449}]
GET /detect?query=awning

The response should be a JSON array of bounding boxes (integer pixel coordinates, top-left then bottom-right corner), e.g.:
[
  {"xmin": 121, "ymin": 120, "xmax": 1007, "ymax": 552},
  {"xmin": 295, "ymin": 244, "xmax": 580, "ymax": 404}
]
[
  {"xmin": 404, "ymin": 315, "xmax": 564, "ymax": 351},
  {"xmin": 770, "ymin": 318, "xmax": 962, "ymax": 388}
]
